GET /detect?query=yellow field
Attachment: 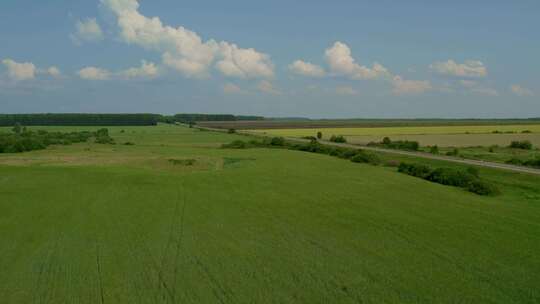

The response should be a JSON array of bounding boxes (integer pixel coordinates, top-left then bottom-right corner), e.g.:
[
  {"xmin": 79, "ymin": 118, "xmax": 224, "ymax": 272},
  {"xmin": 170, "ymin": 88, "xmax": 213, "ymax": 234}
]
[{"xmin": 250, "ymin": 125, "xmax": 540, "ymax": 147}]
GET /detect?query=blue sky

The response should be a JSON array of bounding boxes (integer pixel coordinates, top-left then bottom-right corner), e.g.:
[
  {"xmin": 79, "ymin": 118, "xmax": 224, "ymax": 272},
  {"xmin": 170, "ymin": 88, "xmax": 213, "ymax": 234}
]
[{"xmin": 0, "ymin": 0, "xmax": 538, "ymax": 118}]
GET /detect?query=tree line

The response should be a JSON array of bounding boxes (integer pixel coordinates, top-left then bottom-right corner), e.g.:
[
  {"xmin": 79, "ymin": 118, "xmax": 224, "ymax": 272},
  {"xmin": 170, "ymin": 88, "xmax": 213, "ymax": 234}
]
[{"xmin": 0, "ymin": 113, "xmax": 265, "ymax": 126}]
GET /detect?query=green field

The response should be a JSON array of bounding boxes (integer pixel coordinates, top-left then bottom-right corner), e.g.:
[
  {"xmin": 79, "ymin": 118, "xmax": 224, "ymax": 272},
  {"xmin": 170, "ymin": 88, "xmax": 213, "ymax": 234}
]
[
  {"xmin": 1, "ymin": 125, "xmax": 540, "ymax": 303},
  {"xmin": 251, "ymin": 125, "xmax": 540, "ymax": 147}
]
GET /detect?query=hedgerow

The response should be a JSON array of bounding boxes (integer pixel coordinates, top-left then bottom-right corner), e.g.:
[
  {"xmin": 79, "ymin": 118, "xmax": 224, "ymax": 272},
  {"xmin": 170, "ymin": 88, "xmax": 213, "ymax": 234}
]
[{"xmin": 398, "ymin": 162, "xmax": 499, "ymax": 196}]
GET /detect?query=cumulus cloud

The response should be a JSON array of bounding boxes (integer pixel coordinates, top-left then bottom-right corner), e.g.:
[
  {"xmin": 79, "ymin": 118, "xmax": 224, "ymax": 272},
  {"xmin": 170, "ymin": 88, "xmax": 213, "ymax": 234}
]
[
  {"xmin": 258, "ymin": 80, "xmax": 281, "ymax": 95},
  {"xmin": 430, "ymin": 60, "xmax": 487, "ymax": 78},
  {"xmin": 336, "ymin": 86, "xmax": 358, "ymax": 96},
  {"xmin": 71, "ymin": 18, "xmax": 104, "ymax": 44},
  {"xmin": 325, "ymin": 42, "xmax": 390, "ymax": 80},
  {"xmin": 288, "ymin": 60, "xmax": 325, "ymax": 77},
  {"xmin": 223, "ymin": 83, "xmax": 244, "ymax": 94},
  {"xmin": 119, "ymin": 60, "xmax": 158, "ymax": 79},
  {"xmin": 78, "ymin": 67, "xmax": 111, "ymax": 80},
  {"xmin": 101, "ymin": 0, "xmax": 274, "ymax": 79},
  {"xmin": 392, "ymin": 76, "xmax": 432, "ymax": 95},
  {"xmin": 2, "ymin": 59, "xmax": 36, "ymax": 81},
  {"xmin": 46, "ymin": 67, "xmax": 62, "ymax": 78},
  {"xmin": 511, "ymin": 85, "xmax": 534, "ymax": 97}
]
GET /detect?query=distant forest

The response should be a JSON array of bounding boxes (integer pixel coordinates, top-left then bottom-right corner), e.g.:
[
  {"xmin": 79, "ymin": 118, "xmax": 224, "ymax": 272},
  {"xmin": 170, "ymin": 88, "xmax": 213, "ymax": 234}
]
[{"xmin": 0, "ymin": 113, "xmax": 265, "ymax": 126}]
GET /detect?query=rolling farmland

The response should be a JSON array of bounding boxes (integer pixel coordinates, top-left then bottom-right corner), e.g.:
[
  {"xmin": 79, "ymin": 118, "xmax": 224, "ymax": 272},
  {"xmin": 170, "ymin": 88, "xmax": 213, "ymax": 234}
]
[{"xmin": 1, "ymin": 124, "xmax": 539, "ymax": 303}]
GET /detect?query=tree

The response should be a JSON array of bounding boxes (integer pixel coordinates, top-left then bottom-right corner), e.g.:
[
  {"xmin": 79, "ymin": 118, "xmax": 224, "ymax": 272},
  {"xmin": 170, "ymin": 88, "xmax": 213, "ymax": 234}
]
[{"xmin": 317, "ymin": 132, "xmax": 323, "ymax": 140}]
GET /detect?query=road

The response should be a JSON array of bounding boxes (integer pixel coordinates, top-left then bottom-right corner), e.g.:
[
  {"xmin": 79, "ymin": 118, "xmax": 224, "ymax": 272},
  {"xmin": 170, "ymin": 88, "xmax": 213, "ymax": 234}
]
[{"xmin": 198, "ymin": 126, "xmax": 540, "ymax": 176}]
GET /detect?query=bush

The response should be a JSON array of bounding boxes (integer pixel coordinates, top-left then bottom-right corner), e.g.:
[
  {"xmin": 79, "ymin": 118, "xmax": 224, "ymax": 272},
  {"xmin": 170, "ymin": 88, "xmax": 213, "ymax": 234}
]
[
  {"xmin": 429, "ymin": 146, "xmax": 439, "ymax": 154},
  {"xmin": 446, "ymin": 148, "xmax": 459, "ymax": 156},
  {"xmin": 329, "ymin": 135, "xmax": 347, "ymax": 143},
  {"xmin": 270, "ymin": 137, "xmax": 286, "ymax": 146},
  {"xmin": 467, "ymin": 180, "xmax": 500, "ymax": 196},
  {"xmin": 228, "ymin": 129, "xmax": 236, "ymax": 134},
  {"xmin": 317, "ymin": 132, "xmax": 323, "ymax": 140},
  {"xmin": 351, "ymin": 151, "xmax": 381, "ymax": 165},
  {"xmin": 398, "ymin": 162, "xmax": 498, "ymax": 196},
  {"xmin": 222, "ymin": 140, "xmax": 247, "ymax": 149},
  {"xmin": 0, "ymin": 127, "xmax": 100, "ymax": 154},
  {"xmin": 398, "ymin": 163, "xmax": 432, "ymax": 179},
  {"xmin": 509, "ymin": 140, "xmax": 533, "ymax": 150},
  {"xmin": 369, "ymin": 137, "xmax": 419, "ymax": 151},
  {"xmin": 522, "ymin": 130, "xmax": 532, "ymax": 134}
]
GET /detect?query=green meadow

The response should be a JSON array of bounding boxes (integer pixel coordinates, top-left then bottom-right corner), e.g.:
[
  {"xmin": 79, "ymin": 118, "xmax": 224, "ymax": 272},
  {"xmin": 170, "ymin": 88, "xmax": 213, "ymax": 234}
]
[{"xmin": 1, "ymin": 124, "xmax": 540, "ymax": 303}]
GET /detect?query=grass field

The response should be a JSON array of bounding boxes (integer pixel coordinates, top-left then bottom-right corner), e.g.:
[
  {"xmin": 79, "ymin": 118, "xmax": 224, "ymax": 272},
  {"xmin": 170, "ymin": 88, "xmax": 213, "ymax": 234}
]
[
  {"xmin": 1, "ymin": 124, "xmax": 540, "ymax": 303},
  {"xmin": 251, "ymin": 125, "xmax": 540, "ymax": 147}
]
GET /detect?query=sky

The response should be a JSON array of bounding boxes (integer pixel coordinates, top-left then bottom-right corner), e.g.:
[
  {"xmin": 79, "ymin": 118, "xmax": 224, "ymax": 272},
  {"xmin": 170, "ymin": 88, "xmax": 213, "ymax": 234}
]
[{"xmin": 0, "ymin": 0, "xmax": 539, "ymax": 118}]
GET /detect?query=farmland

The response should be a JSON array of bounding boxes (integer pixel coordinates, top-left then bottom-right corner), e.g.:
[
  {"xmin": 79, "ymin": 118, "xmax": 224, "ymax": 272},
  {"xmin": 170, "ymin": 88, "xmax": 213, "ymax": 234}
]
[
  {"xmin": 1, "ymin": 124, "xmax": 540, "ymax": 303},
  {"xmin": 250, "ymin": 125, "xmax": 540, "ymax": 147}
]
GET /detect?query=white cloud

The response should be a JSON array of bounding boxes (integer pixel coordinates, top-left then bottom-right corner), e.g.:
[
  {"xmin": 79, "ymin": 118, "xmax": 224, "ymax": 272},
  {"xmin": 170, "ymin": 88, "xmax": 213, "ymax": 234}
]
[
  {"xmin": 392, "ymin": 76, "xmax": 432, "ymax": 95},
  {"xmin": 47, "ymin": 67, "xmax": 62, "ymax": 78},
  {"xmin": 119, "ymin": 60, "xmax": 158, "ymax": 79},
  {"xmin": 430, "ymin": 60, "xmax": 487, "ymax": 78},
  {"xmin": 71, "ymin": 18, "xmax": 104, "ymax": 44},
  {"xmin": 257, "ymin": 80, "xmax": 281, "ymax": 95},
  {"xmin": 216, "ymin": 42, "xmax": 274, "ymax": 78},
  {"xmin": 288, "ymin": 60, "xmax": 325, "ymax": 77},
  {"xmin": 223, "ymin": 83, "xmax": 244, "ymax": 94},
  {"xmin": 325, "ymin": 42, "xmax": 390, "ymax": 80},
  {"xmin": 101, "ymin": 0, "xmax": 274, "ymax": 79},
  {"xmin": 1, "ymin": 59, "xmax": 36, "ymax": 81},
  {"xmin": 336, "ymin": 86, "xmax": 358, "ymax": 96},
  {"xmin": 78, "ymin": 67, "xmax": 111, "ymax": 80},
  {"xmin": 511, "ymin": 85, "xmax": 534, "ymax": 97}
]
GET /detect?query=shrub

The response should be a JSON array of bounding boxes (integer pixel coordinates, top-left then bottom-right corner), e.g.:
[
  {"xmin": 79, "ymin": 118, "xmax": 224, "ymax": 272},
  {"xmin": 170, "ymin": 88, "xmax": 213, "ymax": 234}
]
[
  {"xmin": 427, "ymin": 168, "xmax": 476, "ymax": 188},
  {"xmin": 338, "ymin": 148, "xmax": 359, "ymax": 160},
  {"xmin": 351, "ymin": 151, "xmax": 381, "ymax": 165},
  {"xmin": 467, "ymin": 180, "xmax": 500, "ymax": 196},
  {"xmin": 228, "ymin": 129, "xmax": 236, "ymax": 134},
  {"xmin": 522, "ymin": 130, "xmax": 532, "ymax": 134},
  {"xmin": 466, "ymin": 167, "xmax": 480, "ymax": 178},
  {"xmin": 302, "ymin": 136, "xmax": 317, "ymax": 141},
  {"xmin": 222, "ymin": 140, "xmax": 247, "ymax": 149},
  {"xmin": 270, "ymin": 137, "xmax": 286, "ymax": 146},
  {"xmin": 329, "ymin": 135, "xmax": 347, "ymax": 143},
  {"xmin": 369, "ymin": 137, "xmax": 419, "ymax": 151},
  {"xmin": 398, "ymin": 163, "xmax": 432, "ymax": 179},
  {"xmin": 317, "ymin": 132, "xmax": 323, "ymax": 140},
  {"xmin": 446, "ymin": 148, "xmax": 459, "ymax": 156},
  {"xmin": 509, "ymin": 140, "xmax": 533, "ymax": 150},
  {"xmin": 398, "ymin": 162, "xmax": 498, "ymax": 196},
  {"xmin": 429, "ymin": 145, "xmax": 439, "ymax": 154},
  {"xmin": 506, "ymin": 158, "xmax": 523, "ymax": 165},
  {"xmin": 169, "ymin": 159, "xmax": 196, "ymax": 166}
]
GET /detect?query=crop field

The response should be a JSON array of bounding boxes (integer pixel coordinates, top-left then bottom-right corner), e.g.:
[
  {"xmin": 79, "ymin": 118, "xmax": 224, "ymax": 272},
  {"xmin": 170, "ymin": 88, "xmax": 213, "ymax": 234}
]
[
  {"xmin": 251, "ymin": 125, "xmax": 540, "ymax": 147},
  {"xmin": 198, "ymin": 119, "xmax": 540, "ymax": 130},
  {"xmin": 1, "ymin": 124, "xmax": 540, "ymax": 303}
]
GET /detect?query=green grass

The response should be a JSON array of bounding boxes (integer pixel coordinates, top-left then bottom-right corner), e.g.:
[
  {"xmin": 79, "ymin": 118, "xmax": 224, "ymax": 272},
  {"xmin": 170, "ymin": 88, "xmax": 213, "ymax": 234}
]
[{"xmin": 1, "ymin": 124, "xmax": 540, "ymax": 303}]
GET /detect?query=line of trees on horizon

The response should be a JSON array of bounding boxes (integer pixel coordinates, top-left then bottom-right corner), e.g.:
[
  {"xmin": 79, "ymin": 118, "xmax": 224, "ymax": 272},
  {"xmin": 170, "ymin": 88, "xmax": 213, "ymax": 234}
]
[{"xmin": 0, "ymin": 113, "xmax": 265, "ymax": 126}]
